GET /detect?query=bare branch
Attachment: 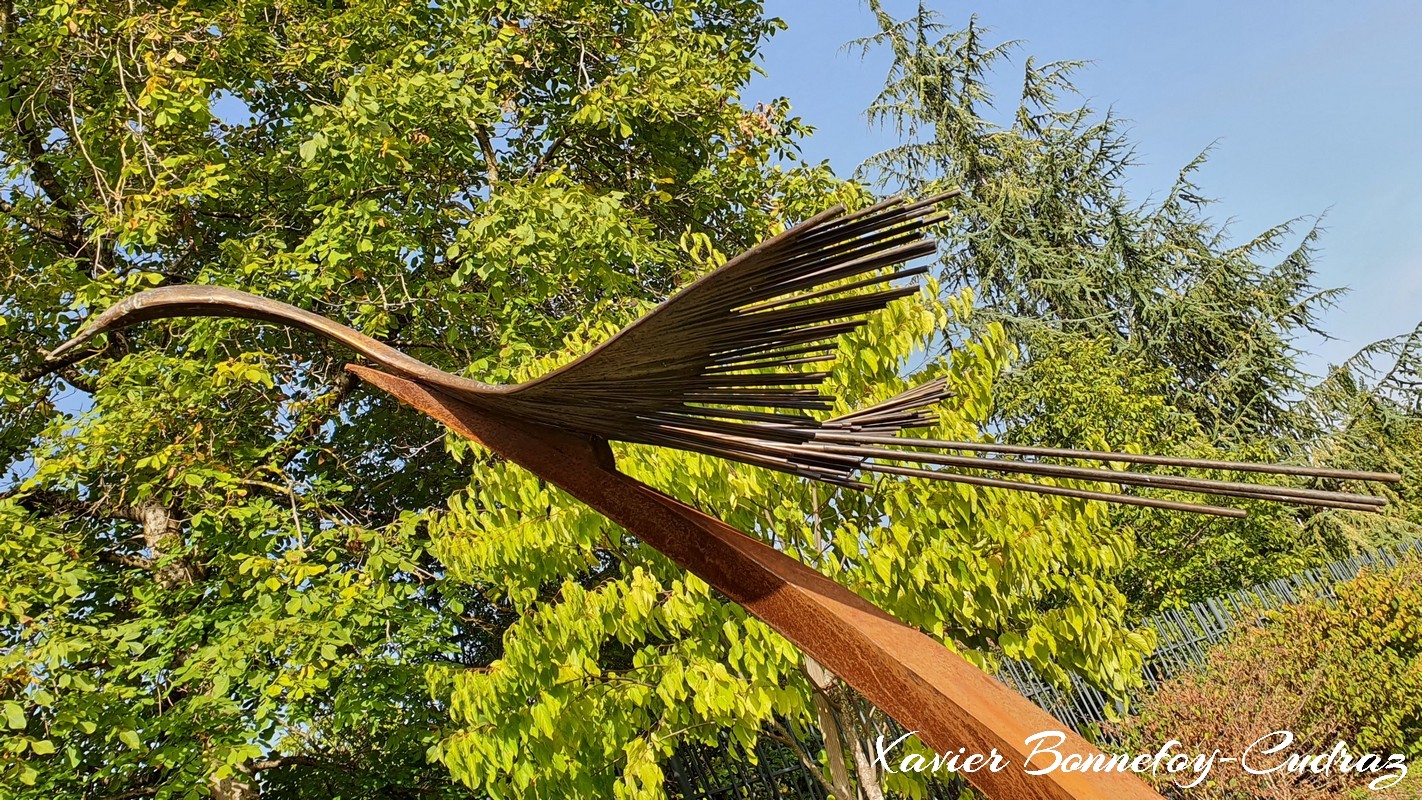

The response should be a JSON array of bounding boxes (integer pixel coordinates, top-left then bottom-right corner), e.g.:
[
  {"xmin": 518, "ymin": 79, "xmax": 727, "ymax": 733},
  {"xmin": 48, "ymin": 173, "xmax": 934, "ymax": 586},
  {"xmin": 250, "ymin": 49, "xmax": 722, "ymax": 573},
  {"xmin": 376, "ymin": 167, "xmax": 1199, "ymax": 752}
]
[
  {"xmin": 266, "ymin": 371, "xmax": 357, "ymax": 467},
  {"xmin": 97, "ymin": 551, "xmax": 154, "ymax": 570},
  {"xmin": 530, "ymin": 132, "xmax": 568, "ymax": 175},
  {"xmin": 474, "ymin": 125, "xmax": 499, "ymax": 186}
]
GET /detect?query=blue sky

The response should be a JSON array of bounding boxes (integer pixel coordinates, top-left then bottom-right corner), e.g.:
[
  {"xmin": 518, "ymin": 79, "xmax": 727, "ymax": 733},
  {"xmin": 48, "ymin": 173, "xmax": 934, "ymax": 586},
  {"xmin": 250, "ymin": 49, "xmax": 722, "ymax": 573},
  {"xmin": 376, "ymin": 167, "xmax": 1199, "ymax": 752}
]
[{"xmin": 747, "ymin": 0, "xmax": 1422, "ymax": 374}]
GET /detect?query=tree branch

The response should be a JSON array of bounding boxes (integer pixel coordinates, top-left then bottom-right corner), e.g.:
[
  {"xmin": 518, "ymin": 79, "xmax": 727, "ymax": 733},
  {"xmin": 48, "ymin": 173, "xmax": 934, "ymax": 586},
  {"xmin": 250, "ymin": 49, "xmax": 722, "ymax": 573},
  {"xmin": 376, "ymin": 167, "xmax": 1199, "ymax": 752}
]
[
  {"xmin": 8, "ymin": 490, "xmax": 205, "ymax": 584},
  {"xmin": 97, "ymin": 551, "xmax": 155, "ymax": 570},
  {"xmin": 266, "ymin": 371, "xmax": 357, "ymax": 467},
  {"xmin": 57, "ymin": 364, "xmax": 100, "ymax": 393},
  {"xmin": 15, "ymin": 119, "xmax": 73, "ymax": 210},
  {"xmin": 766, "ymin": 719, "xmax": 840, "ymax": 799},
  {"xmin": 0, "ymin": 196, "xmax": 82, "ymax": 248},
  {"xmin": 1, "ymin": 15, "xmax": 118, "ymax": 277},
  {"xmin": 19, "ymin": 344, "xmax": 97, "ymax": 383},
  {"xmin": 95, "ymin": 788, "xmax": 158, "ymax": 800},
  {"xmin": 239, "ymin": 754, "xmax": 355, "ymax": 775},
  {"xmin": 475, "ymin": 125, "xmax": 499, "ymax": 186},
  {"xmin": 530, "ymin": 132, "xmax": 568, "ymax": 176},
  {"xmin": 9, "ymin": 487, "xmax": 131, "ymax": 521}
]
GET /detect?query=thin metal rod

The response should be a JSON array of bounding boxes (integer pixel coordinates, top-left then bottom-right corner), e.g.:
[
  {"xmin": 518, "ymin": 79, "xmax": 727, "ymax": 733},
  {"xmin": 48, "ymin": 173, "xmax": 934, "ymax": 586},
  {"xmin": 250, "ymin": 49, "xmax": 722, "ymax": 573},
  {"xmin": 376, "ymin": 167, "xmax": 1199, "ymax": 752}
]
[
  {"xmin": 843, "ymin": 463, "xmax": 1247, "ymax": 518},
  {"xmin": 809, "ymin": 443, "xmax": 1387, "ymax": 510},
  {"xmin": 813, "ymin": 432, "xmax": 1403, "ymax": 483}
]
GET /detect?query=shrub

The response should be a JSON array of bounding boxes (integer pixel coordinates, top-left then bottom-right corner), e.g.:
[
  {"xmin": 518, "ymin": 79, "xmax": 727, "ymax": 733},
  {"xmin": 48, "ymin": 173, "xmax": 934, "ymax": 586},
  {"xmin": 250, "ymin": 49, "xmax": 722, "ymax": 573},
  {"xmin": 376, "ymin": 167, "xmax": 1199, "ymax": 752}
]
[{"xmin": 1111, "ymin": 554, "xmax": 1422, "ymax": 799}]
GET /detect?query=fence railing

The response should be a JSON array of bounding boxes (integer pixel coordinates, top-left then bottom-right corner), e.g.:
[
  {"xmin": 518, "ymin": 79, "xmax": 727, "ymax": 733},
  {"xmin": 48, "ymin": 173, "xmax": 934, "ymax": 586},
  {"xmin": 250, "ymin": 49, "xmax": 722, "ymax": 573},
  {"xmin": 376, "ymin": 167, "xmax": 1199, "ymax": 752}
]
[
  {"xmin": 994, "ymin": 538, "xmax": 1422, "ymax": 744},
  {"xmin": 666, "ymin": 728, "xmax": 830, "ymax": 800},
  {"xmin": 667, "ymin": 539, "xmax": 1422, "ymax": 798}
]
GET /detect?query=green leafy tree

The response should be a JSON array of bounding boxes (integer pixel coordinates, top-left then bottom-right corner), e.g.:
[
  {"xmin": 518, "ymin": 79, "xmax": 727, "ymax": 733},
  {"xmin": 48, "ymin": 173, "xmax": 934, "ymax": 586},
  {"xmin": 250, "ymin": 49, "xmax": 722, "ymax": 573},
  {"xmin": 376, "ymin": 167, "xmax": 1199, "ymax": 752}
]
[
  {"xmin": 0, "ymin": 0, "xmax": 840, "ymax": 796},
  {"xmin": 853, "ymin": 1, "xmax": 1338, "ymax": 443},
  {"xmin": 993, "ymin": 338, "xmax": 1327, "ymax": 611},
  {"xmin": 1295, "ymin": 324, "xmax": 1422, "ymax": 551},
  {"xmin": 852, "ymin": 2, "xmax": 1420, "ymax": 614}
]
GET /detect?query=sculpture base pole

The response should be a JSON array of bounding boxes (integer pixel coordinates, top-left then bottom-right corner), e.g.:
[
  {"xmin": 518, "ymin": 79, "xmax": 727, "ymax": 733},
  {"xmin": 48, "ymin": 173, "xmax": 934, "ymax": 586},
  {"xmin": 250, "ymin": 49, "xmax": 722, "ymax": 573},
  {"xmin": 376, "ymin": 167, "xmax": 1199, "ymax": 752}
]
[{"xmin": 350, "ymin": 366, "xmax": 1162, "ymax": 800}]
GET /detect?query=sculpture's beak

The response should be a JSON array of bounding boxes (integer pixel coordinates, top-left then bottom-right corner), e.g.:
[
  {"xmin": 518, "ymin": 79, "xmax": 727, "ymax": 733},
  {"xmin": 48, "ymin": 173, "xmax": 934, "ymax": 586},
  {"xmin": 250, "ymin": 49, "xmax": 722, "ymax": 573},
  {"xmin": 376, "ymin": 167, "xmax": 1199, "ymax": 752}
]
[
  {"xmin": 38, "ymin": 309, "xmax": 123, "ymax": 374},
  {"xmin": 44, "ymin": 331, "xmax": 94, "ymax": 363},
  {"xmin": 39, "ymin": 293, "xmax": 147, "ymax": 370},
  {"xmin": 43, "ymin": 320, "xmax": 109, "ymax": 365}
]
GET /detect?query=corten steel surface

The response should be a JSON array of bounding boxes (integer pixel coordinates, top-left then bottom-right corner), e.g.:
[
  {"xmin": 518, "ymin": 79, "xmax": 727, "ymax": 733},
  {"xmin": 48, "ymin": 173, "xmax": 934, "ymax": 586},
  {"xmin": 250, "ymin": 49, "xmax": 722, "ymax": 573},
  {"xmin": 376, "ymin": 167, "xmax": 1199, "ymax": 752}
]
[{"xmin": 349, "ymin": 365, "xmax": 1164, "ymax": 800}]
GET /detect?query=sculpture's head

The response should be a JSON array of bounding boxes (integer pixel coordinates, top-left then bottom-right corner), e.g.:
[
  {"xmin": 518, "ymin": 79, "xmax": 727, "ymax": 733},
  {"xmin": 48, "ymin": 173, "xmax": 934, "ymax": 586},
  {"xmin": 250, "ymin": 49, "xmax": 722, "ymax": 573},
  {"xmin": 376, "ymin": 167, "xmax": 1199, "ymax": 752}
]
[
  {"xmin": 39, "ymin": 283, "xmax": 498, "ymax": 395},
  {"xmin": 45, "ymin": 284, "xmax": 327, "ymax": 364}
]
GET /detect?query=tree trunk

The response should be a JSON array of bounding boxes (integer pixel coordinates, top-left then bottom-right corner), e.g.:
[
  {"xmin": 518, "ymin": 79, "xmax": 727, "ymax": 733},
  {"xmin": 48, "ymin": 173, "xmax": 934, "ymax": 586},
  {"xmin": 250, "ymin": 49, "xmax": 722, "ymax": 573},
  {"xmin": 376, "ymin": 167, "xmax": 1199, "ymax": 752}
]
[
  {"xmin": 135, "ymin": 500, "xmax": 201, "ymax": 588},
  {"xmin": 209, "ymin": 774, "xmax": 259, "ymax": 800},
  {"xmin": 804, "ymin": 656, "xmax": 861, "ymax": 800}
]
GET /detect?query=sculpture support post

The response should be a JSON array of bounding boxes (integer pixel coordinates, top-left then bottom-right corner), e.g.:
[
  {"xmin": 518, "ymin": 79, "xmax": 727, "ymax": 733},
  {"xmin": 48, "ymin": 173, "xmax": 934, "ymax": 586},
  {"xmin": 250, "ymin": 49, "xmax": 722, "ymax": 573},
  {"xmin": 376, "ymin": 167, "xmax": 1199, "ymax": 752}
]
[{"xmin": 350, "ymin": 366, "xmax": 1163, "ymax": 800}]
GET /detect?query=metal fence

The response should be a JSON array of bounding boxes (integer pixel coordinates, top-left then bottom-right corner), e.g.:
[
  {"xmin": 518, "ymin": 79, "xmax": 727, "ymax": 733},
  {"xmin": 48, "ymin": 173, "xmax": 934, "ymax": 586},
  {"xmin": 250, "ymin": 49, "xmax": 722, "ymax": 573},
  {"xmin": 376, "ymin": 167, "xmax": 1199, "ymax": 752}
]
[
  {"xmin": 995, "ymin": 538, "xmax": 1422, "ymax": 744},
  {"xmin": 667, "ymin": 539, "xmax": 1422, "ymax": 798},
  {"xmin": 665, "ymin": 728, "xmax": 830, "ymax": 800}
]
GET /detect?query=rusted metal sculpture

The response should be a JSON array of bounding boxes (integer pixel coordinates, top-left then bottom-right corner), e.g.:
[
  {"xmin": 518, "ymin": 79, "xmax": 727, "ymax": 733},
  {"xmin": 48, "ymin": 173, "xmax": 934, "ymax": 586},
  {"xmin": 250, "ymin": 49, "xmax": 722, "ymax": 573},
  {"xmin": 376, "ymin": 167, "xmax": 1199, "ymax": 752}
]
[{"xmin": 42, "ymin": 192, "xmax": 1398, "ymax": 799}]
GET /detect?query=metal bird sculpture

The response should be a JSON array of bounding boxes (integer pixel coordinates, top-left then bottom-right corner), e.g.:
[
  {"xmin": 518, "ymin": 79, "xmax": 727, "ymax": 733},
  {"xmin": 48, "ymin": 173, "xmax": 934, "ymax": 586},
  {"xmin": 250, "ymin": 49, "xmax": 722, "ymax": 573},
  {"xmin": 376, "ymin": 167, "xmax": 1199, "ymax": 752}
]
[
  {"xmin": 41, "ymin": 190, "xmax": 1398, "ymax": 517},
  {"xmin": 37, "ymin": 191, "xmax": 1400, "ymax": 800}
]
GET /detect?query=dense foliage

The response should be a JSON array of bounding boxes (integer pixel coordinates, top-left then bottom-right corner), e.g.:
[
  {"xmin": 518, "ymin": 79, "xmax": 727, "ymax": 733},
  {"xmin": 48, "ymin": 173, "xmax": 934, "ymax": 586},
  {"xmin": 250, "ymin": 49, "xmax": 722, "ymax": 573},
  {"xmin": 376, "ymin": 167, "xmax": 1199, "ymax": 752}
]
[
  {"xmin": 853, "ymin": 1, "xmax": 1422, "ymax": 613},
  {"xmin": 1, "ymin": 1, "xmax": 1417, "ymax": 799},
  {"xmin": 1113, "ymin": 556, "xmax": 1422, "ymax": 799},
  {"xmin": 425, "ymin": 288, "xmax": 1157, "ymax": 799},
  {"xmin": 0, "ymin": 0, "xmax": 848, "ymax": 796}
]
